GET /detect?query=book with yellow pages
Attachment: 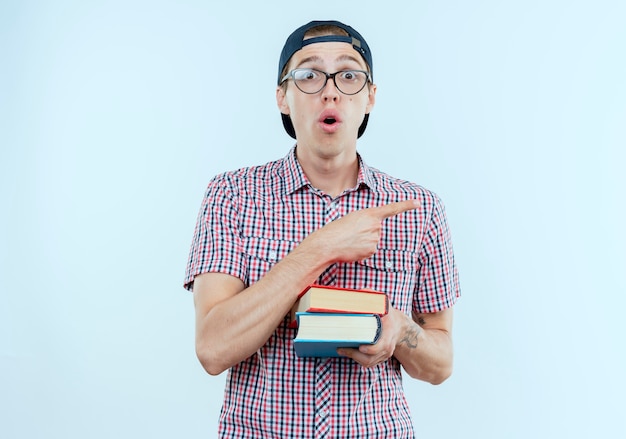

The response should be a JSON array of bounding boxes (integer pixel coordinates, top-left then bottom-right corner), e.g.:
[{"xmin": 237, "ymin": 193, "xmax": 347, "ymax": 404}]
[{"xmin": 293, "ymin": 312, "xmax": 382, "ymax": 358}]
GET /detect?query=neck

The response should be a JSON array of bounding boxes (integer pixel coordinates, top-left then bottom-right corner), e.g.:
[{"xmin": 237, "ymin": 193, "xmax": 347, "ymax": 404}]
[{"xmin": 295, "ymin": 144, "xmax": 359, "ymax": 198}]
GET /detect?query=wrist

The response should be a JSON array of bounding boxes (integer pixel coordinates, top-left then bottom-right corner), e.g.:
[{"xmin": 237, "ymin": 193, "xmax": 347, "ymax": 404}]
[
  {"xmin": 295, "ymin": 229, "xmax": 335, "ymax": 267},
  {"xmin": 396, "ymin": 311, "xmax": 422, "ymax": 351}
]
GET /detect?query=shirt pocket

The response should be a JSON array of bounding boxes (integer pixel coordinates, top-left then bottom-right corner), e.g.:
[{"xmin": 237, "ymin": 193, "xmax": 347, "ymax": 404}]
[
  {"xmin": 242, "ymin": 236, "xmax": 297, "ymax": 286},
  {"xmin": 356, "ymin": 249, "xmax": 419, "ymax": 313}
]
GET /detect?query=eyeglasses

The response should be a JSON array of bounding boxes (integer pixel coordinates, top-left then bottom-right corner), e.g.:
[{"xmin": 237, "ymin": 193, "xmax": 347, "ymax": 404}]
[{"xmin": 280, "ymin": 68, "xmax": 371, "ymax": 95}]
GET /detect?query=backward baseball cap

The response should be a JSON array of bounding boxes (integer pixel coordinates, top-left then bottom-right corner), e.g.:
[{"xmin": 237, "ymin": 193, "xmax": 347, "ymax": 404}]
[{"xmin": 278, "ymin": 20, "xmax": 373, "ymax": 139}]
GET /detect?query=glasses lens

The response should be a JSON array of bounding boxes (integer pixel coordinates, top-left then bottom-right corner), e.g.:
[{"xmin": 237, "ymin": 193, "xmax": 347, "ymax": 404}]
[
  {"xmin": 292, "ymin": 69, "xmax": 325, "ymax": 94},
  {"xmin": 335, "ymin": 71, "xmax": 369, "ymax": 95}
]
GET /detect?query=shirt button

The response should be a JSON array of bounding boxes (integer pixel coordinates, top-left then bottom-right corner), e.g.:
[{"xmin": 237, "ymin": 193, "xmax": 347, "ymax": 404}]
[
  {"xmin": 385, "ymin": 260, "xmax": 393, "ymax": 269},
  {"xmin": 268, "ymin": 250, "xmax": 278, "ymax": 260}
]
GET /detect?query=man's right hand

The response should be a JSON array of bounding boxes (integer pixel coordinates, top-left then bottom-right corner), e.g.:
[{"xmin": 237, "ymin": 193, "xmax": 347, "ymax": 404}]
[{"xmin": 308, "ymin": 199, "xmax": 419, "ymax": 263}]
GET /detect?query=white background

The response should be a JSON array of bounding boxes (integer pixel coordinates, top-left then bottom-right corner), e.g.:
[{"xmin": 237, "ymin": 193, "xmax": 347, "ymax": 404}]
[{"xmin": 1, "ymin": 1, "xmax": 625, "ymax": 438}]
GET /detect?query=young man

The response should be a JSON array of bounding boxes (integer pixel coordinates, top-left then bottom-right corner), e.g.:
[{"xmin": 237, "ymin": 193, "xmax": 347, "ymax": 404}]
[{"xmin": 185, "ymin": 20, "xmax": 460, "ymax": 438}]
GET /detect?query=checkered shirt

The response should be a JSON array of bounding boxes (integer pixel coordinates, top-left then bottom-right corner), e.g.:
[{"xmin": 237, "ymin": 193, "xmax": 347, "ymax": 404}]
[{"xmin": 184, "ymin": 147, "xmax": 460, "ymax": 438}]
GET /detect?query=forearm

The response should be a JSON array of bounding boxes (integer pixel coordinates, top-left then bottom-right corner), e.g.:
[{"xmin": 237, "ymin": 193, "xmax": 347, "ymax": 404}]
[
  {"xmin": 393, "ymin": 311, "xmax": 454, "ymax": 385},
  {"xmin": 195, "ymin": 238, "xmax": 331, "ymax": 375}
]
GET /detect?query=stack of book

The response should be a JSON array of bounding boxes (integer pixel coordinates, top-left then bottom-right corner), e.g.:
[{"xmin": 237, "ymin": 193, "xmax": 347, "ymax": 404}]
[{"xmin": 292, "ymin": 285, "xmax": 389, "ymax": 358}]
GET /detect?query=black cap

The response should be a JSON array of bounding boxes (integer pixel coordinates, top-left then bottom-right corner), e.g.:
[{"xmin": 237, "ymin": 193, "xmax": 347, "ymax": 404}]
[{"xmin": 278, "ymin": 20, "xmax": 373, "ymax": 139}]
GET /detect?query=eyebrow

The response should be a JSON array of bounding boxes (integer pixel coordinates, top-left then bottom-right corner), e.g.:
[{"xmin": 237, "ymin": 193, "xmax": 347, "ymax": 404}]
[{"xmin": 296, "ymin": 54, "xmax": 365, "ymax": 69}]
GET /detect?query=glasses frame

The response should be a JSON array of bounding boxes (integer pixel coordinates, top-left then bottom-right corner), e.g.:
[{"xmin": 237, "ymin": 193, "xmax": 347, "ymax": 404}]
[{"xmin": 280, "ymin": 68, "xmax": 371, "ymax": 96}]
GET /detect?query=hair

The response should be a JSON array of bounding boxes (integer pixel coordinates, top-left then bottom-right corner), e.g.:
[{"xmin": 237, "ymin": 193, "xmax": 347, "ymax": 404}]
[{"xmin": 304, "ymin": 25, "xmax": 349, "ymax": 39}]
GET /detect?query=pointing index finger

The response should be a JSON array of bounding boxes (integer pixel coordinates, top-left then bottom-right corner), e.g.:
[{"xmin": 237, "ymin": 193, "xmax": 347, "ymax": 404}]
[{"xmin": 372, "ymin": 199, "xmax": 420, "ymax": 219}]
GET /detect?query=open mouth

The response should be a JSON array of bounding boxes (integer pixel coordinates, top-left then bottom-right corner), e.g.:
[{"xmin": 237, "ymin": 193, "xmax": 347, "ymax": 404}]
[{"xmin": 319, "ymin": 111, "xmax": 341, "ymax": 132}]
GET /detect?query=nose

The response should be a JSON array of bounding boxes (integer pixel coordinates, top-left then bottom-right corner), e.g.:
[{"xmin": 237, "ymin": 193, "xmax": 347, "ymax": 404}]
[{"xmin": 320, "ymin": 76, "xmax": 340, "ymax": 101}]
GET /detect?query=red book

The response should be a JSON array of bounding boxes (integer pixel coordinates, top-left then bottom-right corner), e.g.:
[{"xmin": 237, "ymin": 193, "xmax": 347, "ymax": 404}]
[{"xmin": 288, "ymin": 285, "xmax": 388, "ymax": 328}]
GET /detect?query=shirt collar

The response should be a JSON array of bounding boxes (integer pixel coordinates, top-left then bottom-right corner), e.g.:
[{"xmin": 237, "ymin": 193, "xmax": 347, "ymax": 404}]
[
  {"xmin": 282, "ymin": 146, "xmax": 310, "ymax": 194},
  {"xmin": 357, "ymin": 154, "xmax": 378, "ymax": 192},
  {"xmin": 282, "ymin": 146, "xmax": 378, "ymax": 195}
]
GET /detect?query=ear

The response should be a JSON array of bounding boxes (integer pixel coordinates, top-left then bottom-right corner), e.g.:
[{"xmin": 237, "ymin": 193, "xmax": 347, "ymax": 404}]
[
  {"xmin": 276, "ymin": 86, "xmax": 290, "ymax": 115},
  {"xmin": 365, "ymin": 83, "xmax": 377, "ymax": 114}
]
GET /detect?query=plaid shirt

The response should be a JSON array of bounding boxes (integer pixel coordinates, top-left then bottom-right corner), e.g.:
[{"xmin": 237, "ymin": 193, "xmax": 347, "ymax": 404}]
[{"xmin": 185, "ymin": 147, "xmax": 460, "ymax": 438}]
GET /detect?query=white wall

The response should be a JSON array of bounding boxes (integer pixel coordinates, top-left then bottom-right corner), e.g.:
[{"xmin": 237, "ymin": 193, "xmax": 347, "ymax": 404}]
[{"xmin": 1, "ymin": 1, "xmax": 624, "ymax": 437}]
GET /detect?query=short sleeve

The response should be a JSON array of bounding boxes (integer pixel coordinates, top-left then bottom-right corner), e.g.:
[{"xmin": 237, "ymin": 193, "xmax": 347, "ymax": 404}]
[
  {"xmin": 183, "ymin": 174, "xmax": 245, "ymax": 291},
  {"xmin": 414, "ymin": 195, "xmax": 460, "ymax": 313}
]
